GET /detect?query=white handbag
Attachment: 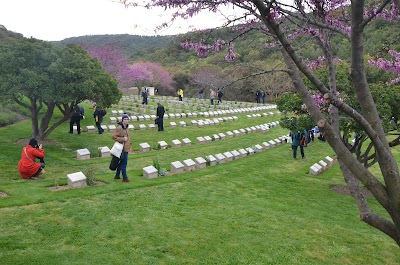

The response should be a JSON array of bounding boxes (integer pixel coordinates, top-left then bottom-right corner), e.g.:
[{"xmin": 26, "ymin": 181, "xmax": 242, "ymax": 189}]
[{"xmin": 110, "ymin": 141, "xmax": 124, "ymax": 158}]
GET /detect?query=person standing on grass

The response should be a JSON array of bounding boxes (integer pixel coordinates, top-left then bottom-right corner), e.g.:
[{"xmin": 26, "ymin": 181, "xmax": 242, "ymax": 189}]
[
  {"xmin": 290, "ymin": 129, "xmax": 307, "ymax": 159},
  {"xmin": 210, "ymin": 88, "xmax": 215, "ymax": 105},
  {"xmin": 18, "ymin": 138, "xmax": 45, "ymax": 180},
  {"xmin": 198, "ymin": 87, "xmax": 204, "ymax": 100},
  {"xmin": 69, "ymin": 104, "xmax": 84, "ymax": 134},
  {"xmin": 156, "ymin": 102, "xmax": 165, "ymax": 131},
  {"xmin": 177, "ymin": 88, "xmax": 184, "ymax": 101},
  {"xmin": 93, "ymin": 104, "xmax": 106, "ymax": 134},
  {"xmin": 112, "ymin": 114, "xmax": 131, "ymax": 183},
  {"xmin": 217, "ymin": 87, "xmax": 223, "ymax": 104}
]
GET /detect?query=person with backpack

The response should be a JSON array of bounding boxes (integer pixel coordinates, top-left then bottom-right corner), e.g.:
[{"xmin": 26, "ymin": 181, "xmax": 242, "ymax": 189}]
[
  {"xmin": 290, "ymin": 129, "xmax": 307, "ymax": 159},
  {"xmin": 69, "ymin": 104, "xmax": 84, "ymax": 134},
  {"xmin": 93, "ymin": 103, "xmax": 107, "ymax": 134}
]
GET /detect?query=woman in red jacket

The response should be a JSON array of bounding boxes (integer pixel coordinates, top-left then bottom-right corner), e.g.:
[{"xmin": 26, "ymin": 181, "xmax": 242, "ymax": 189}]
[{"xmin": 18, "ymin": 138, "xmax": 45, "ymax": 179}]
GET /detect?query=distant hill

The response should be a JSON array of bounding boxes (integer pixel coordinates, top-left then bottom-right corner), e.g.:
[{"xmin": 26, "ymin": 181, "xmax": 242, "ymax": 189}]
[
  {"xmin": 53, "ymin": 34, "xmax": 175, "ymax": 57},
  {"xmin": 0, "ymin": 25, "xmax": 24, "ymax": 42}
]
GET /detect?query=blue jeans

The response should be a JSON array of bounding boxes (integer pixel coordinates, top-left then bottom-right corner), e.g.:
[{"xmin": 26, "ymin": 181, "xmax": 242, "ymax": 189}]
[{"xmin": 116, "ymin": 152, "xmax": 128, "ymax": 179}]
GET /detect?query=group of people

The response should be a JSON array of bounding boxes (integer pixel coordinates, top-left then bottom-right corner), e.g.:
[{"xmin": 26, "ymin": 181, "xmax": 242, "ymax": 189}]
[
  {"xmin": 69, "ymin": 102, "xmax": 106, "ymax": 134},
  {"xmin": 255, "ymin": 90, "xmax": 267, "ymax": 104},
  {"xmin": 209, "ymin": 88, "xmax": 224, "ymax": 105}
]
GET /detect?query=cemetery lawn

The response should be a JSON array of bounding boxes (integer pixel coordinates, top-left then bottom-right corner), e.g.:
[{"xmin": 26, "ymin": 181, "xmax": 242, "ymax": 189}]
[{"xmin": 0, "ymin": 101, "xmax": 400, "ymax": 264}]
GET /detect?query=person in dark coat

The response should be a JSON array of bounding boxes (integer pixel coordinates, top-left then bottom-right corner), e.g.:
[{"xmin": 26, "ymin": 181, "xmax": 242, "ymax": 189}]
[
  {"xmin": 156, "ymin": 102, "xmax": 165, "ymax": 131},
  {"xmin": 69, "ymin": 104, "xmax": 84, "ymax": 134},
  {"xmin": 217, "ymin": 88, "xmax": 223, "ymax": 104},
  {"xmin": 93, "ymin": 104, "xmax": 106, "ymax": 134}
]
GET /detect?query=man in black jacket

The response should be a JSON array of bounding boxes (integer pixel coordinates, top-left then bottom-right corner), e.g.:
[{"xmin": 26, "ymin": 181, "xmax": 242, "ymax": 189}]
[
  {"xmin": 69, "ymin": 104, "xmax": 84, "ymax": 134},
  {"xmin": 156, "ymin": 102, "xmax": 165, "ymax": 131}
]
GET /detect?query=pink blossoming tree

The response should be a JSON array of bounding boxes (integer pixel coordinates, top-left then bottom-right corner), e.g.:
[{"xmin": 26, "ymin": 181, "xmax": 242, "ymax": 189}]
[{"xmin": 120, "ymin": 0, "xmax": 400, "ymax": 244}]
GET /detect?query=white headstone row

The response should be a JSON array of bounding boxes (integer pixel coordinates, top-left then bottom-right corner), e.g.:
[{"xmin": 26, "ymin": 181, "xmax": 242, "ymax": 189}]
[
  {"xmin": 142, "ymin": 134, "xmax": 289, "ymax": 178},
  {"xmin": 309, "ymin": 156, "xmax": 335, "ymax": 175}
]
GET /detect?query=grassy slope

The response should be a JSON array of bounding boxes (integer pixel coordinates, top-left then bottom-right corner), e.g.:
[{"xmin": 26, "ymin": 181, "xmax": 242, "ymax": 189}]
[{"xmin": 0, "ymin": 99, "xmax": 399, "ymax": 264}]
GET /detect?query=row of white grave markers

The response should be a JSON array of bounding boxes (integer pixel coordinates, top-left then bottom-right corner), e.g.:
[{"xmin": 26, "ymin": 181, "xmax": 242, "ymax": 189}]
[
  {"xmin": 75, "ymin": 114, "xmax": 243, "ymax": 133},
  {"xmin": 108, "ymin": 105, "xmax": 277, "ymax": 123},
  {"xmin": 309, "ymin": 156, "xmax": 336, "ymax": 176},
  {"xmin": 142, "ymin": 134, "xmax": 291, "ymax": 179},
  {"xmin": 76, "ymin": 121, "xmax": 280, "ymax": 159}
]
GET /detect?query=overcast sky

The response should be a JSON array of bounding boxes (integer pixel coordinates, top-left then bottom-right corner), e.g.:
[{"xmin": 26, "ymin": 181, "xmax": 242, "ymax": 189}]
[{"xmin": 0, "ymin": 0, "xmax": 231, "ymax": 41}]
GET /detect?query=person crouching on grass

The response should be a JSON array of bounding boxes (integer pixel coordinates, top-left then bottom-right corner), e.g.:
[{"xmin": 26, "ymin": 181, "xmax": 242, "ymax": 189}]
[{"xmin": 18, "ymin": 138, "xmax": 45, "ymax": 180}]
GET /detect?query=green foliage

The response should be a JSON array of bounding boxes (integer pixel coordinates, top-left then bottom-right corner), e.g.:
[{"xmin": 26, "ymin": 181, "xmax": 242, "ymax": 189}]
[
  {"xmin": 153, "ymin": 157, "xmax": 161, "ymax": 172},
  {"xmin": 85, "ymin": 165, "xmax": 96, "ymax": 186},
  {"xmin": 0, "ymin": 38, "xmax": 121, "ymax": 139}
]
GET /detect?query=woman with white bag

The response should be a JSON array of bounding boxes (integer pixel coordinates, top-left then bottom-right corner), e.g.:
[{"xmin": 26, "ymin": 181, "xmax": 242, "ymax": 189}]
[{"xmin": 111, "ymin": 114, "xmax": 131, "ymax": 182}]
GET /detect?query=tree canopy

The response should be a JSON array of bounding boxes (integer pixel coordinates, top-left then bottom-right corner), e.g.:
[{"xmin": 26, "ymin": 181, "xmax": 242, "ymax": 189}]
[{"xmin": 0, "ymin": 38, "xmax": 121, "ymax": 140}]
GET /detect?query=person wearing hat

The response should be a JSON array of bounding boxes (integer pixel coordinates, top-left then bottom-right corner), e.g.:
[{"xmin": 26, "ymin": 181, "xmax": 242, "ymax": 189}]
[
  {"xmin": 112, "ymin": 114, "xmax": 132, "ymax": 182},
  {"xmin": 18, "ymin": 138, "xmax": 46, "ymax": 179}
]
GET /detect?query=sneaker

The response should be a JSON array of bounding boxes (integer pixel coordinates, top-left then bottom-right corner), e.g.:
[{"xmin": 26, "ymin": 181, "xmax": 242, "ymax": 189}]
[
  {"xmin": 29, "ymin": 176, "xmax": 39, "ymax": 180},
  {"xmin": 68, "ymin": 131, "xmax": 73, "ymax": 134},
  {"xmin": 40, "ymin": 168, "xmax": 46, "ymax": 174},
  {"xmin": 122, "ymin": 178, "xmax": 130, "ymax": 183},
  {"xmin": 114, "ymin": 176, "xmax": 121, "ymax": 179}
]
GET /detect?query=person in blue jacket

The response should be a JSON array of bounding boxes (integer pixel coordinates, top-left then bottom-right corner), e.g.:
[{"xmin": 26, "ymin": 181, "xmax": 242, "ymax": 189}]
[{"xmin": 291, "ymin": 129, "xmax": 307, "ymax": 159}]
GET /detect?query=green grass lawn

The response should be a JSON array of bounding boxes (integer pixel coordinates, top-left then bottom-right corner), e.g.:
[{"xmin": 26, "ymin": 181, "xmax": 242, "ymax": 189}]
[{"xmin": 0, "ymin": 100, "xmax": 399, "ymax": 264}]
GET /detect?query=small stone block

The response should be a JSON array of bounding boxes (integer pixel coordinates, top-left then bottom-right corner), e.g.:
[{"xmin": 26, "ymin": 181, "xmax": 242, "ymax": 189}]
[
  {"xmin": 246, "ymin": 147, "xmax": 255, "ymax": 155},
  {"xmin": 205, "ymin": 155, "xmax": 217, "ymax": 166},
  {"xmin": 139, "ymin": 124, "xmax": 146, "ymax": 130},
  {"xmin": 76, "ymin": 148, "xmax": 90, "ymax": 160},
  {"xmin": 309, "ymin": 165, "xmax": 320, "ymax": 176},
  {"xmin": 204, "ymin": 136, "xmax": 212, "ymax": 142},
  {"xmin": 223, "ymin": 151, "xmax": 233, "ymax": 162},
  {"xmin": 182, "ymin": 138, "xmax": 192, "ymax": 146},
  {"xmin": 108, "ymin": 125, "xmax": 116, "ymax": 132},
  {"xmin": 215, "ymin": 153, "xmax": 226, "ymax": 164},
  {"xmin": 139, "ymin": 142, "xmax": 151, "ymax": 152},
  {"xmin": 251, "ymin": 145, "xmax": 261, "ymax": 152},
  {"xmin": 143, "ymin": 165, "xmax": 158, "ymax": 179},
  {"xmin": 170, "ymin": 122, "xmax": 177, "ymax": 127},
  {"xmin": 179, "ymin": 121, "xmax": 187, "ymax": 127},
  {"xmin": 230, "ymin": 150, "xmax": 241, "ymax": 159},
  {"xmin": 226, "ymin": 131, "xmax": 234, "ymax": 138},
  {"xmin": 313, "ymin": 163, "xmax": 323, "ymax": 173},
  {"xmin": 171, "ymin": 161, "xmax": 185, "ymax": 174},
  {"xmin": 325, "ymin": 156, "xmax": 334, "ymax": 164},
  {"xmin": 86, "ymin": 125, "xmax": 96, "ymax": 133},
  {"xmin": 218, "ymin": 133, "xmax": 226, "ymax": 139},
  {"xmin": 213, "ymin": 134, "xmax": 220, "ymax": 141},
  {"xmin": 99, "ymin": 146, "xmax": 111, "ymax": 158},
  {"xmin": 196, "ymin": 137, "xmax": 205, "ymax": 144},
  {"xmin": 67, "ymin": 171, "xmax": 87, "ymax": 188},
  {"xmin": 172, "ymin": 139, "xmax": 182, "ymax": 148},
  {"xmin": 319, "ymin": 160, "xmax": 328, "ymax": 170},
  {"xmin": 148, "ymin": 124, "xmax": 156, "ymax": 129},
  {"xmin": 183, "ymin": 159, "xmax": 196, "ymax": 172},
  {"xmin": 158, "ymin": 141, "xmax": 168, "ymax": 149},
  {"xmin": 128, "ymin": 124, "xmax": 135, "ymax": 130},
  {"xmin": 110, "ymin": 117, "xmax": 117, "ymax": 123},
  {"xmin": 101, "ymin": 125, "xmax": 108, "ymax": 131},
  {"xmin": 261, "ymin": 142, "xmax": 271, "ymax": 149},
  {"xmin": 194, "ymin": 157, "xmax": 207, "ymax": 169},
  {"xmin": 238, "ymin": 149, "xmax": 248, "ymax": 158}
]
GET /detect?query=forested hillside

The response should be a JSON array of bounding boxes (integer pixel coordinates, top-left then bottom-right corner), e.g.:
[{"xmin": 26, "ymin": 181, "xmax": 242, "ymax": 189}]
[{"xmin": 1, "ymin": 18, "xmax": 398, "ymax": 102}]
